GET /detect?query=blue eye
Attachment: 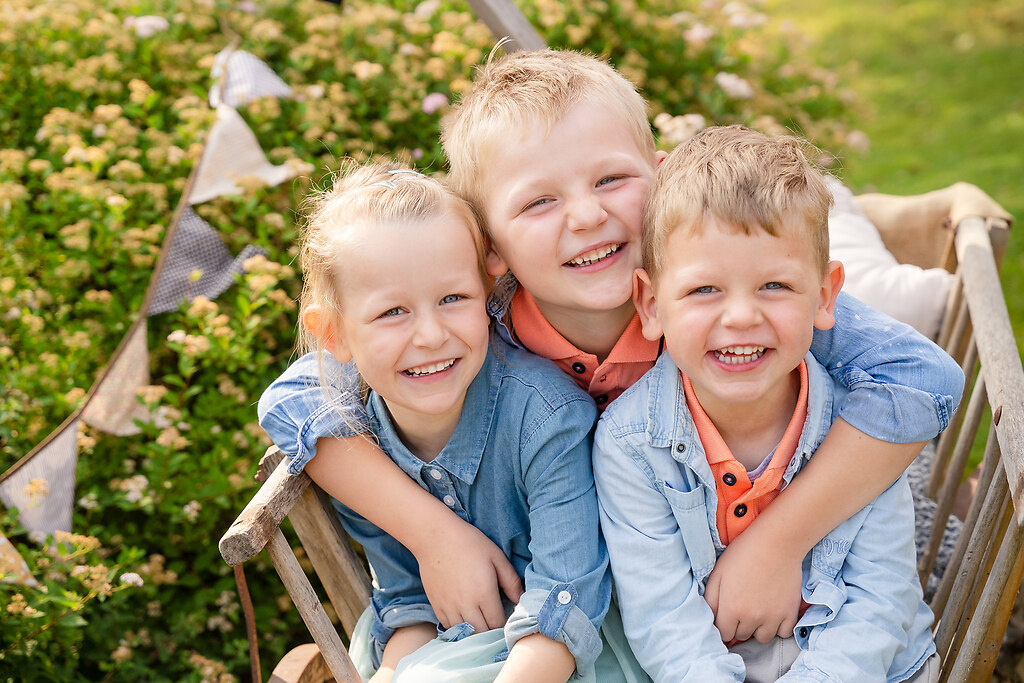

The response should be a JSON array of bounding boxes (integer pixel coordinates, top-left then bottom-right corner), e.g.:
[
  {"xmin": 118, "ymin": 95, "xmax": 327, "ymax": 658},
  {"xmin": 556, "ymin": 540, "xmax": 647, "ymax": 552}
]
[
  {"xmin": 440, "ymin": 294, "xmax": 462, "ymax": 304},
  {"xmin": 691, "ymin": 285, "xmax": 715, "ymax": 295},
  {"xmin": 524, "ymin": 197, "xmax": 551, "ymax": 211},
  {"xmin": 597, "ymin": 175, "xmax": 623, "ymax": 187},
  {"xmin": 764, "ymin": 282, "xmax": 786, "ymax": 290},
  {"xmin": 380, "ymin": 307, "xmax": 403, "ymax": 317}
]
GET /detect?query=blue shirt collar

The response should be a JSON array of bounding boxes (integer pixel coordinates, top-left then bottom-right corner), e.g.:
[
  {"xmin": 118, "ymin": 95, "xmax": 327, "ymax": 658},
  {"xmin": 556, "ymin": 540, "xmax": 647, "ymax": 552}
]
[{"xmin": 366, "ymin": 343, "xmax": 499, "ymax": 485}]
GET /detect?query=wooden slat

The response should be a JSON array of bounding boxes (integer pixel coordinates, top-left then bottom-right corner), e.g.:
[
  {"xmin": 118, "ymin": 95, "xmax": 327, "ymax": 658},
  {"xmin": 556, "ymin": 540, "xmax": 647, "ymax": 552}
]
[
  {"xmin": 467, "ymin": 0, "xmax": 546, "ymax": 51},
  {"xmin": 266, "ymin": 529, "xmax": 362, "ymax": 683},
  {"xmin": 288, "ymin": 481, "xmax": 372, "ymax": 635},
  {"xmin": 954, "ymin": 217, "xmax": 1024, "ymax": 522},
  {"xmin": 268, "ymin": 643, "xmax": 331, "ymax": 683},
  {"xmin": 937, "ymin": 271, "xmax": 963, "ymax": 350},
  {"xmin": 219, "ymin": 447, "xmax": 311, "ymax": 565},
  {"xmin": 928, "ymin": 342, "xmax": 978, "ymax": 498}
]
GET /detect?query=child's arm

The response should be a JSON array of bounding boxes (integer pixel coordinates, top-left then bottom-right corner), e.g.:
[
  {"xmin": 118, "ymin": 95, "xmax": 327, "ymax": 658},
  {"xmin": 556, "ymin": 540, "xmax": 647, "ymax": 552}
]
[
  {"xmin": 592, "ymin": 421, "xmax": 745, "ymax": 682},
  {"xmin": 500, "ymin": 392, "xmax": 609, "ymax": 680},
  {"xmin": 494, "ymin": 634, "xmax": 576, "ymax": 683},
  {"xmin": 781, "ymin": 474, "xmax": 929, "ymax": 681},
  {"xmin": 705, "ymin": 294, "xmax": 964, "ymax": 643},
  {"xmin": 369, "ymin": 623, "xmax": 437, "ymax": 683},
  {"xmin": 257, "ymin": 353, "xmax": 522, "ymax": 631}
]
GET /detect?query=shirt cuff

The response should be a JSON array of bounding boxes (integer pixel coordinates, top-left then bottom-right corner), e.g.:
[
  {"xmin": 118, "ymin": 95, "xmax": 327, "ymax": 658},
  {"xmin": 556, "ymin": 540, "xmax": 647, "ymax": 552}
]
[
  {"xmin": 833, "ymin": 368, "xmax": 957, "ymax": 443},
  {"xmin": 369, "ymin": 602, "xmax": 439, "ymax": 670},
  {"xmin": 504, "ymin": 584, "xmax": 602, "ymax": 678}
]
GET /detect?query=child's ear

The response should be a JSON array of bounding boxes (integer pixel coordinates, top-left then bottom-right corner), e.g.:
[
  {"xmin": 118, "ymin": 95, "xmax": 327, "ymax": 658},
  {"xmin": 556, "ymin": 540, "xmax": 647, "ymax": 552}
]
[
  {"xmin": 302, "ymin": 306, "xmax": 353, "ymax": 363},
  {"xmin": 484, "ymin": 238, "xmax": 510, "ymax": 277},
  {"xmin": 654, "ymin": 149, "xmax": 669, "ymax": 166},
  {"xmin": 813, "ymin": 260, "xmax": 846, "ymax": 331},
  {"xmin": 633, "ymin": 268, "xmax": 664, "ymax": 341}
]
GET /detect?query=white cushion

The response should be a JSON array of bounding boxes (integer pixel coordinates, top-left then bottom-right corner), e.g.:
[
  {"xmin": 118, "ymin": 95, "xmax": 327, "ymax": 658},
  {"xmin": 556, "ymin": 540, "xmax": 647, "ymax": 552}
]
[{"xmin": 827, "ymin": 177, "xmax": 954, "ymax": 340}]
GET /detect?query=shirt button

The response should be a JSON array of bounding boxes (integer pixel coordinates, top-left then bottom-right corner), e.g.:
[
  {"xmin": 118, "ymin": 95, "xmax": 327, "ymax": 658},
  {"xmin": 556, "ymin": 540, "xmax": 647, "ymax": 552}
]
[
  {"xmin": 722, "ymin": 473, "xmax": 737, "ymax": 486},
  {"xmin": 557, "ymin": 590, "xmax": 572, "ymax": 605},
  {"xmin": 443, "ymin": 495, "xmax": 456, "ymax": 507},
  {"xmin": 572, "ymin": 362, "xmax": 586, "ymax": 374},
  {"xmin": 734, "ymin": 503, "xmax": 748, "ymax": 518},
  {"xmin": 798, "ymin": 627, "xmax": 809, "ymax": 638},
  {"xmin": 429, "ymin": 469, "xmax": 442, "ymax": 480},
  {"xmin": 675, "ymin": 443, "xmax": 686, "ymax": 453},
  {"xmin": 595, "ymin": 394, "xmax": 608, "ymax": 405}
]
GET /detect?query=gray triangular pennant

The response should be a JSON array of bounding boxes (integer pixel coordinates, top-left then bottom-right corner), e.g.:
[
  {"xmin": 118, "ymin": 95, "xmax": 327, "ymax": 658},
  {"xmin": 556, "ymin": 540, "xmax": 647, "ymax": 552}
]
[
  {"xmin": 147, "ymin": 207, "xmax": 265, "ymax": 315},
  {"xmin": 0, "ymin": 419, "xmax": 79, "ymax": 538}
]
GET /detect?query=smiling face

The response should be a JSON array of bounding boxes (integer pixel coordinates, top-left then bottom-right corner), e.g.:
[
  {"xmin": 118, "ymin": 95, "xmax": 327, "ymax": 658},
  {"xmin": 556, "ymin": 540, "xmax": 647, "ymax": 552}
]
[
  {"xmin": 330, "ymin": 213, "xmax": 490, "ymax": 438},
  {"xmin": 635, "ymin": 216, "xmax": 844, "ymax": 416},
  {"xmin": 478, "ymin": 98, "xmax": 662, "ymax": 337}
]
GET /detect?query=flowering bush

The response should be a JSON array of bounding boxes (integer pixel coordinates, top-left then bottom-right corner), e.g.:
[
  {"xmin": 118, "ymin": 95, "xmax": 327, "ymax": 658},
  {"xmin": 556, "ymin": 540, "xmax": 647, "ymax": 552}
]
[{"xmin": 0, "ymin": 0, "xmax": 855, "ymax": 679}]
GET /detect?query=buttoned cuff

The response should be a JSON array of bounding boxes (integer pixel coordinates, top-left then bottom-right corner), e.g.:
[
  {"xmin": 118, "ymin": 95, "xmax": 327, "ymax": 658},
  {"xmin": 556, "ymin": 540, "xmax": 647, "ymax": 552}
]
[
  {"xmin": 834, "ymin": 369, "xmax": 957, "ymax": 443},
  {"xmin": 504, "ymin": 584, "xmax": 602, "ymax": 678},
  {"xmin": 369, "ymin": 602, "xmax": 439, "ymax": 669}
]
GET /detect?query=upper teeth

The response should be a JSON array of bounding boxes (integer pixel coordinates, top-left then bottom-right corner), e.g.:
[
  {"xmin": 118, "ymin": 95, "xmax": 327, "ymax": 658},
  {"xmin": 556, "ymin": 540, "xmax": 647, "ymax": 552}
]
[
  {"xmin": 404, "ymin": 359, "xmax": 455, "ymax": 376},
  {"xmin": 567, "ymin": 244, "xmax": 621, "ymax": 267},
  {"xmin": 714, "ymin": 346, "xmax": 766, "ymax": 364}
]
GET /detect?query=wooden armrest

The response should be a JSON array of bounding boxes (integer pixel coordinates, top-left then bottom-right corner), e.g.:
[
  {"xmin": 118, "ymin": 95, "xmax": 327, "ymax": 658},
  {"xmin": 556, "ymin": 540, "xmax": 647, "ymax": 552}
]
[
  {"xmin": 220, "ymin": 447, "xmax": 311, "ymax": 565},
  {"xmin": 268, "ymin": 643, "xmax": 331, "ymax": 683}
]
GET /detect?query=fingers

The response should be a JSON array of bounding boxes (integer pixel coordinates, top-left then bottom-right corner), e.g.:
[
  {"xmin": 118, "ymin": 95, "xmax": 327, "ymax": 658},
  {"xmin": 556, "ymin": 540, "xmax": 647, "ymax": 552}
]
[
  {"xmin": 704, "ymin": 571, "xmax": 721, "ymax": 617},
  {"xmin": 433, "ymin": 606, "xmax": 452, "ymax": 631},
  {"xmin": 480, "ymin": 590, "xmax": 507, "ymax": 631},
  {"xmin": 776, "ymin": 613, "xmax": 798, "ymax": 639},
  {"xmin": 494, "ymin": 557, "xmax": 524, "ymax": 603},
  {"xmin": 732, "ymin": 619, "xmax": 756, "ymax": 644},
  {"xmin": 462, "ymin": 606, "xmax": 489, "ymax": 635},
  {"xmin": 752, "ymin": 623, "xmax": 779, "ymax": 645}
]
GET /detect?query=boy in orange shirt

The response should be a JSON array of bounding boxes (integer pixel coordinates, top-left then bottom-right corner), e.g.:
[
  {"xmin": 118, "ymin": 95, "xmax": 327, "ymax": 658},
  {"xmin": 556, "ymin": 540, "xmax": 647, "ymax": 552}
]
[{"xmin": 259, "ymin": 50, "xmax": 969, "ymax": 647}]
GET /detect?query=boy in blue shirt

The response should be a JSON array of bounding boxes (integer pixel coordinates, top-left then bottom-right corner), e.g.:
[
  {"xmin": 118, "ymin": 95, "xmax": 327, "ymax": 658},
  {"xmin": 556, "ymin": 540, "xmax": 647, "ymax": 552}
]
[{"xmin": 593, "ymin": 125, "xmax": 938, "ymax": 681}]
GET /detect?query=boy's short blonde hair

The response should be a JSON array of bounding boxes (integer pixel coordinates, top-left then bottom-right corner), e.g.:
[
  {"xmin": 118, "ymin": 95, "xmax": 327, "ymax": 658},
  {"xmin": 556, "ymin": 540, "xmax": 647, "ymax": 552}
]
[
  {"xmin": 642, "ymin": 125, "xmax": 833, "ymax": 280},
  {"xmin": 441, "ymin": 49, "xmax": 655, "ymax": 222},
  {"xmin": 298, "ymin": 162, "xmax": 489, "ymax": 356}
]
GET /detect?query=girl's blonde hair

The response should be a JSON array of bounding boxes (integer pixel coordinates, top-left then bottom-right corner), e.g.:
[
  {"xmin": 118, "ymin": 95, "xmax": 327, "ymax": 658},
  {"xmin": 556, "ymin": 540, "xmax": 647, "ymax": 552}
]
[{"xmin": 298, "ymin": 161, "xmax": 490, "ymax": 359}]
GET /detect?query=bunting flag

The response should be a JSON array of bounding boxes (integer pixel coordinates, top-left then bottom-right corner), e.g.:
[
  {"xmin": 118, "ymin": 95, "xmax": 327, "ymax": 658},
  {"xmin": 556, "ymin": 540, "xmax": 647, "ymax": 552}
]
[
  {"xmin": 0, "ymin": 418, "xmax": 80, "ymax": 538},
  {"xmin": 147, "ymin": 207, "xmax": 265, "ymax": 316},
  {"xmin": 188, "ymin": 105, "xmax": 297, "ymax": 205},
  {"xmin": 0, "ymin": 532, "xmax": 36, "ymax": 586},
  {"xmin": 81, "ymin": 321, "xmax": 164, "ymax": 436},
  {"xmin": 209, "ymin": 47, "xmax": 293, "ymax": 108}
]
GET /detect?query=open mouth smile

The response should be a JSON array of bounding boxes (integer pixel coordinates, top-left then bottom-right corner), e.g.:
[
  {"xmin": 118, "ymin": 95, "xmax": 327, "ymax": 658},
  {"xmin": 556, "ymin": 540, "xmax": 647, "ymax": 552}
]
[
  {"xmin": 713, "ymin": 345, "xmax": 766, "ymax": 365},
  {"xmin": 565, "ymin": 243, "xmax": 622, "ymax": 267},
  {"xmin": 403, "ymin": 359, "xmax": 456, "ymax": 377}
]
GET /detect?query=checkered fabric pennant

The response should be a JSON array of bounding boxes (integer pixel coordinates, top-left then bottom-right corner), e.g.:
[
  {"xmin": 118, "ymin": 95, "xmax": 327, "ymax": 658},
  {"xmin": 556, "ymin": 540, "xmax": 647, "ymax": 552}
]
[
  {"xmin": 209, "ymin": 48, "xmax": 293, "ymax": 108},
  {"xmin": 188, "ymin": 105, "xmax": 296, "ymax": 205},
  {"xmin": 0, "ymin": 419, "xmax": 79, "ymax": 538},
  {"xmin": 147, "ymin": 207, "xmax": 265, "ymax": 315}
]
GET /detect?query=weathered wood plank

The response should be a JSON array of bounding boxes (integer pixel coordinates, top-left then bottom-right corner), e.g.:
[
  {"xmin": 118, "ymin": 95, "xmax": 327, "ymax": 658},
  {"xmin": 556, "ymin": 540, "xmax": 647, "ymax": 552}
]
[
  {"xmin": 219, "ymin": 447, "xmax": 310, "ymax": 565},
  {"xmin": 955, "ymin": 218, "xmax": 1024, "ymax": 522},
  {"xmin": 467, "ymin": 0, "xmax": 546, "ymax": 51},
  {"xmin": 266, "ymin": 529, "xmax": 362, "ymax": 683},
  {"xmin": 268, "ymin": 643, "xmax": 331, "ymax": 683}
]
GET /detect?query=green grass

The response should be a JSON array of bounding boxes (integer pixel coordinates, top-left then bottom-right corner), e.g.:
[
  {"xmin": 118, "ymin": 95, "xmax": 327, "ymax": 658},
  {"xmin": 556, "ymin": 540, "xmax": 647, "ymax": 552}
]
[{"xmin": 768, "ymin": 0, "xmax": 1024, "ymax": 356}]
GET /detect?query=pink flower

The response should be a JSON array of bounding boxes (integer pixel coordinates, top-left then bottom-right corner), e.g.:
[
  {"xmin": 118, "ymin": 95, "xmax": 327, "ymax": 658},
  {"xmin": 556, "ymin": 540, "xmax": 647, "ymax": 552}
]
[
  {"xmin": 411, "ymin": 148, "xmax": 424, "ymax": 160},
  {"xmin": 421, "ymin": 92, "xmax": 449, "ymax": 115}
]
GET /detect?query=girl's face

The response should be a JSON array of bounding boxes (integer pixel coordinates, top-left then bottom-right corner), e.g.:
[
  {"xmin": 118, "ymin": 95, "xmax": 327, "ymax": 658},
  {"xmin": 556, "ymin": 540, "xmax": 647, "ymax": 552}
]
[{"xmin": 333, "ymin": 213, "xmax": 490, "ymax": 433}]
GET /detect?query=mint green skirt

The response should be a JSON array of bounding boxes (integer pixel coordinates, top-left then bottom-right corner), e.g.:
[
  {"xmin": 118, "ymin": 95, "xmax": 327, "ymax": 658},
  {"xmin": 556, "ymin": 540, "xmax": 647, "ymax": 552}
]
[{"xmin": 348, "ymin": 599, "xmax": 651, "ymax": 682}]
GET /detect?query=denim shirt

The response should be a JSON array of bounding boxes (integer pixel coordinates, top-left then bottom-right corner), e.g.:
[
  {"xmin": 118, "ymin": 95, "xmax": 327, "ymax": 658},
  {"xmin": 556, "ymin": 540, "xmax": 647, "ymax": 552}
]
[
  {"xmin": 592, "ymin": 352, "xmax": 937, "ymax": 682},
  {"xmin": 300, "ymin": 335, "xmax": 609, "ymax": 675}
]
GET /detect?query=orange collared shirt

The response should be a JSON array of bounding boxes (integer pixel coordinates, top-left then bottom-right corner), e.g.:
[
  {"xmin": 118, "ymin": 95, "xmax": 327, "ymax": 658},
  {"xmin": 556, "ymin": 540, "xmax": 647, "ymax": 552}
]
[
  {"xmin": 506, "ymin": 288, "xmax": 661, "ymax": 409},
  {"xmin": 683, "ymin": 362, "xmax": 809, "ymax": 546}
]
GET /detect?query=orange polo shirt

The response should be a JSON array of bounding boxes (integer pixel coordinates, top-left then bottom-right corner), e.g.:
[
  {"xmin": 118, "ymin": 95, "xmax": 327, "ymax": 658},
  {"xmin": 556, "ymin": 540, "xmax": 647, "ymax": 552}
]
[
  {"xmin": 682, "ymin": 362, "xmax": 809, "ymax": 546},
  {"xmin": 505, "ymin": 288, "xmax": 661, "ymax": 409}
]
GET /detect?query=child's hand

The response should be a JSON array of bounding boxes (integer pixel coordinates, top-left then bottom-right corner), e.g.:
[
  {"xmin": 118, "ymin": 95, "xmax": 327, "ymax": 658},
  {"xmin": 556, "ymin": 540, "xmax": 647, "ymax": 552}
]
[
  {"xmin": 705, "ymin": 529, "xmax": 802, "ymax": 643},
  {"xmin": 419, "ymin": 522, "xmax": 523, "ymax": 632}
]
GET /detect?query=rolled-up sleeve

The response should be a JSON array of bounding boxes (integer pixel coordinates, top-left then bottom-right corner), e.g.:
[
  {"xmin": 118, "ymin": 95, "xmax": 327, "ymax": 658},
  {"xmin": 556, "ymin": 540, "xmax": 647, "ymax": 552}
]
[
  {"xmin": 256, "ymin": 352, "xmax": 371, "ymax": 475},
  {"xmin": 504, "ymin": 392, "xmax": 607, "ymax": 677},
  {"xmin": 809, "ymin": 292, "xmax": 964, "ymax": 443}
]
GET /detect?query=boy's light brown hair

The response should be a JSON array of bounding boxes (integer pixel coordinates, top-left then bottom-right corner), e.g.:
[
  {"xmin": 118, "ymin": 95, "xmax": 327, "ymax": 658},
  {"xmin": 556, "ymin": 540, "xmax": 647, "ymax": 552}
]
[
  {"xmin": 642, "ymin": 125, "xmax": 833, "ymax": 280},
  {"xmin": 440, "ymin": 48, "xmax": 655, "ymax": 225}
]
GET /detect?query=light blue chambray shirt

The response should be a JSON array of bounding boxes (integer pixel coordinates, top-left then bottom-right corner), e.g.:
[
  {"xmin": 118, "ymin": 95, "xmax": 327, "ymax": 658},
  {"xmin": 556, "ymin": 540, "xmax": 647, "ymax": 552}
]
[
  {"xmin": 265, "ymin": 335, "xmax": 609, "ymax": 675},
  {"xmin": 592, "ymin": 351, "xmax": 939, "ymax": 682}
]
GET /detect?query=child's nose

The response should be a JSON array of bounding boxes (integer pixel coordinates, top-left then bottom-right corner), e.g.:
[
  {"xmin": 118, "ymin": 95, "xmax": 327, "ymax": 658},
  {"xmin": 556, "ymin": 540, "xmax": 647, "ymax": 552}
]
[
  {"xmin": 566, "ymin": 192, "xmax": 608, "ymax": 232},
  {"xmin": 412, "ymin": 311, "xmax": 449, "ymax": 348},
  {"xmin": 721, "ymin": 295, "xmax": 763, "ymax": 329}
]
